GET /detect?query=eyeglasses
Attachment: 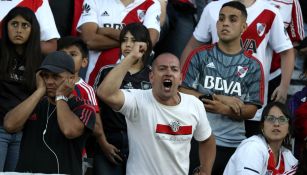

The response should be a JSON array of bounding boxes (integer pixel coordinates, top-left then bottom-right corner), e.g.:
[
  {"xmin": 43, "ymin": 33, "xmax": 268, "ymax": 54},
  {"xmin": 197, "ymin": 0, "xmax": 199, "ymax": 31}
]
[{"xmin": 264, "ymin": 115, "xmax": 289, "ymax": 125}]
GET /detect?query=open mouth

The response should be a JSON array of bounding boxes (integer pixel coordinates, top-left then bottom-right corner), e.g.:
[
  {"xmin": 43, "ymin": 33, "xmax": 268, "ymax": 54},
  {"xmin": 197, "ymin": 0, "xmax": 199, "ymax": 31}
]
[{"xmin": 163, "ymin": 79, "xmax": 172, "ymax": 90}]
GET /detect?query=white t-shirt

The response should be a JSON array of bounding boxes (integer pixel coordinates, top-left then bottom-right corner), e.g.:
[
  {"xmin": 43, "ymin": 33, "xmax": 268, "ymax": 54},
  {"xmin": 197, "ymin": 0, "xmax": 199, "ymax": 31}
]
[
  {"xmin": 224, "ymin": 135, "xmax": 298, "ymax": 175},
  {"xmin": 77, "ymin": 0, "xmax": 161, "ymax": 84},
  {"xmin": 0, "ymin": 0, "xmax": 60, "ymax": 41},
  {"xmin": 267, "ymin": 0, "xmax": 305, "ymax": 78},
  {"xmin": 193, "ymin": 0, "xmax": 293, "ymax": 121},
  {"xmin": 119, "ymin": 89, "xmax": 212, "ymax": 175}
]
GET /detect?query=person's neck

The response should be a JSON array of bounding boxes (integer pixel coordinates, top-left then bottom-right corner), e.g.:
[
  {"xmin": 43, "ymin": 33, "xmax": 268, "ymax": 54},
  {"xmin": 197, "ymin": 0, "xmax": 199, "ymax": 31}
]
[
  {"xmin": 15, "ymin": 45, "xmax": 24, "ymax": 55},
  {"xmin": 217, "ymin": 40, "xmax": 242, "ymax": 55},
  {"xmin": 48, "ymin": 97, "xmax": 56, "ymax": 105},
  {"xmin": 74, "ymin": 74, "xmax": 81, "ymax": 82},
  {"xmin": 153, "ymin": 91, "xmax": 181, "ymax": 106},
  {"xmin": 269, "ymin": 141, "xmax": 282, "ymax": 165},
  {"xmin": 121, "ymin": 0, "xmax": 133, "ymax": 6},
  {"xmin": 128, "ymin": 60, "xmax": 144, "ymax": 74},
  {"xmin": 237, "ymin": 0, "xmax": 256, "ymax": 8}
]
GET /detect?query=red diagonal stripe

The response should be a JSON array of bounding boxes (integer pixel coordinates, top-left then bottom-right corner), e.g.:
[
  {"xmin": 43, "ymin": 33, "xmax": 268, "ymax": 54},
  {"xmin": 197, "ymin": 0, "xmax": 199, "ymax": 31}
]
[
  {"xmin": 18, "ymin": 0, "xmax": 43, "ymax": 12},
  {"xmin": 241, "ymin": 9, "xmax": 275, "ymax": 52}
]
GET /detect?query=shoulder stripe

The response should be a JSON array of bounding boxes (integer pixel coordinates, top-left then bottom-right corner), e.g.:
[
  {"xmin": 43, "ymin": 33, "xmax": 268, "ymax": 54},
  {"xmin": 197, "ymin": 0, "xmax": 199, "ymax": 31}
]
[
  {"xmin": 243, "ymin": 51, "xmax": 265, "ymax": 105},
  {"xmin": 182, "ymin": 44, "xmax": 215, "ymax": 80}
]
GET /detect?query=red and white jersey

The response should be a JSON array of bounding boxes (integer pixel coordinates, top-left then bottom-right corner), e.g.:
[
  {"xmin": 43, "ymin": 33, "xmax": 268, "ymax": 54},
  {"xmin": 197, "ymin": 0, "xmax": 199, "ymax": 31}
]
[
  {"xmin": 193, "ymin": 0, "xmax": 293, "ymax": 120},
  {"xmin": 224, "ymin": 135, "xmax": 298, "ymax": 175},
  {"xmin": 267, "ymin": 0, "xmax": 305, "ymax": 78},
  {"xmin": 77, "ymin": 0, "xmax": 161, "ymax": 85},
  {"xmin": 0, "ymin": 0, "xmax": 60, "ymax": 41},
  {"xmin": 119, "ymin": 89, "xmax": 212, "ymax": 175},
  {"xmin": 73, "ymin": 78, "xmax": 99, "ymax": 113}
]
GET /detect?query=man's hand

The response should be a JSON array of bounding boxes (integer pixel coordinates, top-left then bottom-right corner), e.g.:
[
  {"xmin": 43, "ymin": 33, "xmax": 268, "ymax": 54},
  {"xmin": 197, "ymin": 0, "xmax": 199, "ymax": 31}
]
[
  {"xmin": 271, "ymin": 85, "xmax": 287, "ymax": 103},
  {"xmin": 56, "ymin": 77, "xmax": 75, "ymax": 97},
  {"xmin": 36, "ymin": 71, "xmax": 46, "ymax": 95},
  {"xmin": 100, "ymin": 142, "xmax": 123, "ymax": 165},
  {"xmin": 203, "ymin": 97, "xmax": 229, "ymax": 115},
  {"xmin": 127, "ymin": 42, "xmax": 147, "ymax": 62},
  {"xmin": 204, "ymin": 95, "xmax": 243, "ymax": 116},
  {"xmin": 192, "ymin": 166, "xmax": 209, "ymax": 175}
]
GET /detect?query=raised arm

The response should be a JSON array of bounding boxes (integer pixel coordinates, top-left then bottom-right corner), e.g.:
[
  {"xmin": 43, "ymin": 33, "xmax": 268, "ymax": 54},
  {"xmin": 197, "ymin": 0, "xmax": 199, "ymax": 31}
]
[
  {"xmin": 96, "ymin": 42, "xmax": 146, "ymax": 111},
  {"xmin": 198, "ymin": 134, "xmax": 216, "ymax": 175},
  {"xmin": 4, "ymin": 72, "xmax": 46, "ymax": 133}
]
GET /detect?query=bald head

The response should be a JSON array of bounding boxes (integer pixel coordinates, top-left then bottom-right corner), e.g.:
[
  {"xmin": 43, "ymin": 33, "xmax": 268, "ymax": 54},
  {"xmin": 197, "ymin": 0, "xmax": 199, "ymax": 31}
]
[{"xmin": 152, "ymin": 53, "xmax": 180, "ymax": 70}]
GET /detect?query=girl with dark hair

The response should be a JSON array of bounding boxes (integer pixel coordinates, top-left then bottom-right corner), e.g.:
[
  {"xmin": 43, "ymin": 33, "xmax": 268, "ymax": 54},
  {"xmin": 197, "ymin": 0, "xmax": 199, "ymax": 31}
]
[
  {"xmin": 92, "ymin": 22, "xmax": 152, "ymax": 175},
  {"xmin": 224, "ymin": 102, "xmax": 298, "ymax": 175},
  {"xmin": 0, "ymin": 7, "xmax": 41, "ymax": 171}
]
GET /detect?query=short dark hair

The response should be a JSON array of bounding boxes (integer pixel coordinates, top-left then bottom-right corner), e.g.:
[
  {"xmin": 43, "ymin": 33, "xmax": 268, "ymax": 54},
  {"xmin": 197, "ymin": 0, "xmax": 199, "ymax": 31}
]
[
  {"xmin": 221, "ymin": 1, "xmax": 247, "ymax": 19},
  {"xmin": 57, "ymin": 36, "xmax": 89, "ymax": 59},
  {"xmin": 119, "ymin": 23, "xmax": 152, "ymax": 64},
  {"xmin": 260, "ymin": 101, "xmax": 293, "ymax": 149}
]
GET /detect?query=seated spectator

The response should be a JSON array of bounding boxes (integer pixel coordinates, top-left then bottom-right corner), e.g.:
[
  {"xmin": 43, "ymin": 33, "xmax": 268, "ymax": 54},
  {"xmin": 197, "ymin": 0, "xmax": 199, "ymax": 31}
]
[
  {"xmin": 0, "ymin": 7, "xmax": 41, "ymax": 172},
  {"xmin": 224, "ymin": 102, "xmax": 298, "ymax": 175},
  {"xmin": 3, "ymin": 51, "xmax": 96, "ymax": 175},
  {"xmin": 0, "ymin": 0, "xmax": 60, "ymax": 54},
  {"xmin": 77, "ymin": 0, "xmax": 161, "ymax": 85},
  {"xmin": 93, "ymin": 23, "xmax": 153, "ymax": 175}
]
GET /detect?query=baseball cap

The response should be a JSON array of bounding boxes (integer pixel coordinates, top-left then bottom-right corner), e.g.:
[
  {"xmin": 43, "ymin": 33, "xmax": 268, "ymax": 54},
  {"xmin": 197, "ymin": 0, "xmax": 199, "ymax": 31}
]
[{"xmin": 37, "ymin": 51, "xmax": 75, "ymax": 74}]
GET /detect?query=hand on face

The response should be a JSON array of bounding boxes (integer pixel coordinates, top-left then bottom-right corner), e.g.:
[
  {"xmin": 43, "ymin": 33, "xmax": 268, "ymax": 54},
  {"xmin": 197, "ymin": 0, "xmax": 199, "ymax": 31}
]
[
  {"xmin": 127, "ymin": 42, "xmax": 147, "ymax": 61},
  {"xmin": 36, "ymin": 71, "xmax": 46, "ymax": 95},
  {"xmin": 55, "ymin": 76, "xmax": 75, "ymax": 97}
]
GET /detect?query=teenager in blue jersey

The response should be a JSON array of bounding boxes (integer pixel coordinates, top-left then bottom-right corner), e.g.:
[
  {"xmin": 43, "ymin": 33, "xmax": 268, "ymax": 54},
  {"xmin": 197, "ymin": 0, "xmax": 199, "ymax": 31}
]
[{"xmin": 180, "ymin": 1, "xmax": 265, "ymax": 174}]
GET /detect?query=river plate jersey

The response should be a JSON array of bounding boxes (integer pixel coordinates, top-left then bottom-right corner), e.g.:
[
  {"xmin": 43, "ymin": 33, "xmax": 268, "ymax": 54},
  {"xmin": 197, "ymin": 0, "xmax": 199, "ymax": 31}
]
[{"xmin": 182, "ymin": 44, "xmax": 265, "ymax": 147}]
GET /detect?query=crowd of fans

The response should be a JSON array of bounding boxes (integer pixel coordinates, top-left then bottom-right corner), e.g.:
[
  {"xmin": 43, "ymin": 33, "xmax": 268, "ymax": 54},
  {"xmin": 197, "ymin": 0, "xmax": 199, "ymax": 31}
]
[{"xmin": 0, "ymin": 0, "xmax": 307, "ymax": 175}]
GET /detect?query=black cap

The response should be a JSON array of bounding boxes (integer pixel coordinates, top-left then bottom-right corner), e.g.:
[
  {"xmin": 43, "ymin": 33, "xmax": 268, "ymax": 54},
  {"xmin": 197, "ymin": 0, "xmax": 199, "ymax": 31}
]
[{"xmin": 37, "ymin": 51, "xmax": 75, "ymax": 74}]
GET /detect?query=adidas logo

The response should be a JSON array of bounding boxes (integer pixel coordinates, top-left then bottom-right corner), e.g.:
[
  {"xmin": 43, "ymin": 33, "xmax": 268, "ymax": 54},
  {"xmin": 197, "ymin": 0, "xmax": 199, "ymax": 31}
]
[
  {"xmin": 124, "ymin": 82, "xmax": 133, "ymax": 89},
  {"xmin": 102, "ymin": 11, "xmax": 109, "ymax": 16},
  {"xmin": 206, "ymin": 62, "xmax": 216, "ymax": 69},
  {"xmin": 82, "ymin": 3, "xmax": 91, "ymax": 13}
]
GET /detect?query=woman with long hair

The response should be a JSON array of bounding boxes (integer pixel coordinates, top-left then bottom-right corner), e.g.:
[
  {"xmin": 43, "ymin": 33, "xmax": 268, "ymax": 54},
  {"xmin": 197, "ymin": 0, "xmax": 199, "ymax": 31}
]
[
  {"xmin": 0, "ymin": 7, "xmax": 41, "ymax": 171},
  {"xmin": 224, "ymin": 102, "xmax": 298, "ymax": 175},
  {"xmin": 93, "ymin": 22, "xmax": 152, "ymax": 175}
]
